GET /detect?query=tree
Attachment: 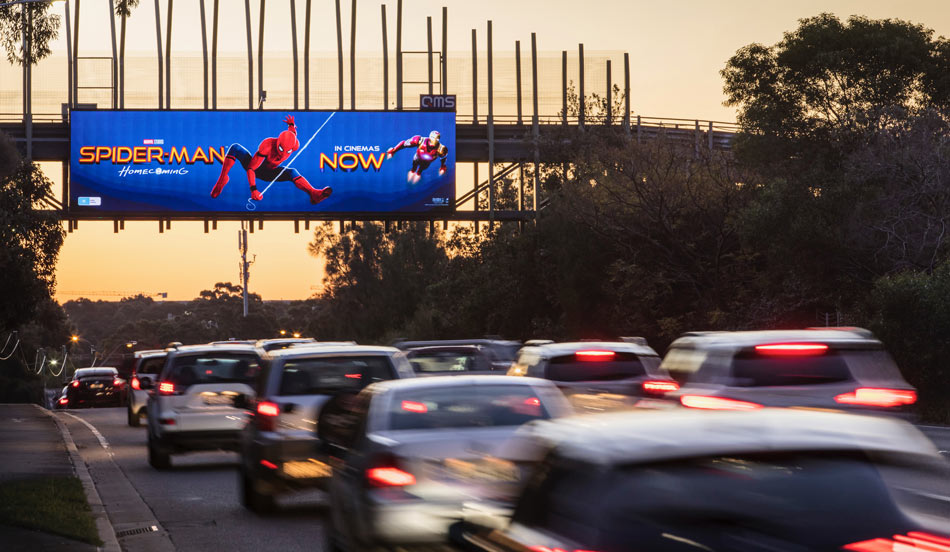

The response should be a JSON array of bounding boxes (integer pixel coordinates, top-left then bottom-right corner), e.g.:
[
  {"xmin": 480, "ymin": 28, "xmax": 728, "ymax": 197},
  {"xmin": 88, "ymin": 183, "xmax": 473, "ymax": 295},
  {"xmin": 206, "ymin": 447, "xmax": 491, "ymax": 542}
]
[{"xmin": 0, "ymin": 0, "xmax": 60, "ymax": 66}]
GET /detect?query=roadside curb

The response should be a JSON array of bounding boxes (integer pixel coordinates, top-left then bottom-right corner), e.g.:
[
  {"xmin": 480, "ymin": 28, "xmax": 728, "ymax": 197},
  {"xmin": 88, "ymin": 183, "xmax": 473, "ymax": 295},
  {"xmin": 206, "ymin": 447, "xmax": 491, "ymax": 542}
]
[{"xmin": 34, "ymin": 404, "xmax": 122, "ymax": 552}]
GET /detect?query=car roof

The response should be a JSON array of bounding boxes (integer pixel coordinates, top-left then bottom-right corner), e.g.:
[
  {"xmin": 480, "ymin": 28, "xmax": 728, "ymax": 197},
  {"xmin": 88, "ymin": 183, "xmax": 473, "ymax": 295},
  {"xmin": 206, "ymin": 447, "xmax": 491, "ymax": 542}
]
[
  {"xmin": 256, "ymin": 338, "xmax": 316, "ymax": 346},
  {"xmin": 168, "ymin": 344, "xmax": 259, "ymax": 355},
  {"xmin": 670, "ymin": 329, "xmax": 881, "ymax": 350},
  {"xmin": 522, "ymin": 341, "xmax": 659, "ymax": 357},
  {"xmin": 134, "ymin": 349, "xmax": 166, "ymax": 358},
  {"xmin": 528, "ymin": 408, "xmax": 937, "ymax": 466},
  {"xmin": 368, "ymin": 374, "xmax": 549, "ymax": 393},
  {"xmin": 405, "ymin": 345, "xmax": 484, "ymax": 354},
  {"xmin": 74, "ymin": 367, "xmax": 118, "ymax": 376},
  {"xmin": 266, "ymin": 344, "xmax": 401, "ymax": 360},
  {"xmin": 394, "ymin": 339, "xmax": 521, "ymax": 349}
]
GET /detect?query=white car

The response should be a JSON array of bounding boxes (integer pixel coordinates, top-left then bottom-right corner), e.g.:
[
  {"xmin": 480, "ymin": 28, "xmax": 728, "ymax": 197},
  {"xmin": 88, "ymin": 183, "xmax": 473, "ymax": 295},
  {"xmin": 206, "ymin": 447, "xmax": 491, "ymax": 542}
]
[
  {"xmin": 127, "ymin": 349, "xmax": 167, "ymax": 427},
  {"xmin": 146, "ymin": 344, "xmax": 262, "ymax": 469}
]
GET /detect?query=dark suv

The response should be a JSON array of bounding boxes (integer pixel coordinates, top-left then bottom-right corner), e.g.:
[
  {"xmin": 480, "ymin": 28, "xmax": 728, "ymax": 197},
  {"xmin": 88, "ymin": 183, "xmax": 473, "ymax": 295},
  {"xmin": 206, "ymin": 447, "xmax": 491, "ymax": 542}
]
[
  {"xmin": 661, "ymin": 328, "xmax": 918, "ymax": 416},
  {"xmin": 506, "ymin": 341, "xmax": 677, "ymax": 412},
  {"xmin": 239, "ymin": 345, "xmax": 415, "ymax": 513}
]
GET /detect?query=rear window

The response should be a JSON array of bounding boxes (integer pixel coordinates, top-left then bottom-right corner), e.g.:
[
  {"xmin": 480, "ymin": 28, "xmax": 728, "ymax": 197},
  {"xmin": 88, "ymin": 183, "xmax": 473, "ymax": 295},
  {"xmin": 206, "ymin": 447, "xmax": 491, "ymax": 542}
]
[
  {"xmin": 387, "ymin": 384, "xmax": 550, "ymax": 430},
  {"xmin": 730, "ymin": 350, "xmax": 852, "ymax": 387},
  {"xmin": 136, "ymin": 357, "xmax": 165, "ymax": 375},
  {"xmin": 408, "ymin": 350, "xmax": 480, "ymax": 374},
  {"xmin": 278, "ymin": 356, "xmax": 394, "ymax": 396},
  {"xmin": 545, "ymin": 352, "xmax": 646, "ymax": 382},
  {"xmin": 166, "ymin": 353, "xmax": 260, "ymax": 387},
  {"xmin": 75, "ymin": 369, "xmax": 117, "ymax": 379}
]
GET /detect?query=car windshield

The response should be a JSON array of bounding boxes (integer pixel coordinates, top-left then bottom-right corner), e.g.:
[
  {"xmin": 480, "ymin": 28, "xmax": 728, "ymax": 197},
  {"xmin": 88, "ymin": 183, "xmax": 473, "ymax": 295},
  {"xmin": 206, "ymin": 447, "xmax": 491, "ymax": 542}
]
[
  {"xmin": 278, "ymin": 356, "xmax": 393, "ymax": 396},
  {"xmin": 166, "ymin": 353, "xmax": 259, "ymax": 386},
  {"xmin": 730, "ymin": 349, "xmax": 852, "ymax": 386},
  {"xmin": 387, "ymin": 384, "xmax": 550, "ymax": 430},
  {"xmin": 546, "ymin": 352, "xmax": 647, "ymax": 382},
  {"xmin": 408, "ymin": 350, "xmax": 479, "ymax": 373}
]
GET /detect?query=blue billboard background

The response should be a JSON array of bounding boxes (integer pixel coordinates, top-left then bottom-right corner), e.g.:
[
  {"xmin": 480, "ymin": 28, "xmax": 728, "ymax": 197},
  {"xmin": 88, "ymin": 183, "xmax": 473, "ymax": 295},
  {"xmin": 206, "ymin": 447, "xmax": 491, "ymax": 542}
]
[{"xmin": 69, "ymin": 110, "xmax": 456, "ymax": 213}]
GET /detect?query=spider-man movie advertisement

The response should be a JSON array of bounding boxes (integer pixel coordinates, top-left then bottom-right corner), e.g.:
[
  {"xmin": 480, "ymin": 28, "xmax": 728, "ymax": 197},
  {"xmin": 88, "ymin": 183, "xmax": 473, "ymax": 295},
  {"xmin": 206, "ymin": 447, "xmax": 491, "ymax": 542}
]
[{"xmin": 69, "ymin": 110, "xmax": 456, "ymax": 213}]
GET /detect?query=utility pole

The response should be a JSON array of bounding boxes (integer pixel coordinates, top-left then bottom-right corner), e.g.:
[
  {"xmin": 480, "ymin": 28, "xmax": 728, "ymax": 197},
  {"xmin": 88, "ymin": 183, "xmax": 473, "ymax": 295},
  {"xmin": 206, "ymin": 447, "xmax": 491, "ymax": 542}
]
[{"xmin": 238, "ymin": 222, "xmax": 254, "ymax": 317}]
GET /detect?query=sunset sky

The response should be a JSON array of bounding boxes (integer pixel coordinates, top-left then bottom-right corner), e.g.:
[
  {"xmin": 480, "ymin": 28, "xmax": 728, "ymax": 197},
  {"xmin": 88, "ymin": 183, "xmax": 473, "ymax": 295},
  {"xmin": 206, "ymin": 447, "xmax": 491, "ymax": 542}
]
[{"xmin": 2, "ymin": 0, "xmax": 947, "ymax": 302}]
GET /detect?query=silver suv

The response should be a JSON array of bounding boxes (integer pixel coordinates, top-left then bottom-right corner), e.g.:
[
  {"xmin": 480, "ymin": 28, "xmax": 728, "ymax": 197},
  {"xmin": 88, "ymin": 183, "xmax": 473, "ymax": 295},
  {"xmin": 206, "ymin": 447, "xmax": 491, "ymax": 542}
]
[
  {"xmin": 146, "ymin": 344, "xmax": 263, "ymax": 469},
  {"xmin": 127, "ymin": 349, "xmax": 167, "ymax": 427},
  {"xmin": 239, "ymin": 345, "xmax": 414, "ymax": 513},
  {"xmin": 660, "ymin": 328, "xmax": 918, "ymax": 417}
]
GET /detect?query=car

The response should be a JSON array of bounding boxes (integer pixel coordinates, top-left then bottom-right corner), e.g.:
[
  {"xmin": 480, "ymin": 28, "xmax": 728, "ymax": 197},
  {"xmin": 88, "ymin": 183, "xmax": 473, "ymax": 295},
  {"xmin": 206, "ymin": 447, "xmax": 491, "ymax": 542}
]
[
  {"xmin": 254, "ymin": 337, "xmax": 317, "ymax": 352},
  {"xmin": 53, "ymin": 385, "xmax": 70, "ymax": 409},
  {"xmin": 145, "ymin": 344, "xmax": 263, "ymax": 469},
  {"xmin": 64, "ymin": 367, "xmax": 124, "ymax": 408},
  {"xmin": 660, "ymin": 327, "xmax": 919, "ymax": 416},
  {"xmin": 506, "ymin": 341, "xmax": 678, "ymax": 412},
  {"xmin": 239, "ymin": 345, "xmax": 415, "ymax": 513},
  {"xmin": 456, "ymin": 408, "xmax": 950, "ymax": 552},
  {"xmin": 405, "ymin": 345, "xmax": 500, "ymax": 376},
  {"xmin": 323, "ymin": 375, "xmax": 573, "ymax": 550},
  {"xmin": 126, "ymin": 349, "xmax": 168, "ymax": 427},
  {"xmin": 393, "ymin": 339, "xmax": 522, "ymax": 372}
]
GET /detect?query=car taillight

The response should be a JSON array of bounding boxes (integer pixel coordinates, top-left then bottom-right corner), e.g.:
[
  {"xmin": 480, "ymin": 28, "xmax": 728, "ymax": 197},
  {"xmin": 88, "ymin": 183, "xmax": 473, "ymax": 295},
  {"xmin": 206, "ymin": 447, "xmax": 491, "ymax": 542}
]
[
  {"xmin": 401, "ymin": 400, "xmax": 428, "ymax": 413},
  {"xmin": 158, "ymin": 381, "xmax": 175, "ymax": 395},
  {"xmin": 575, "ymin": 350, "xmax": 616, "ymax": 361},
  {"xmin": 113, "ymin": 377, "xmax": 122, "ymax": 386},
  {"xmin": 256, "ymin": 401, "xmax": 279, "ymax": 431},
  {"xmin": 844, "ymin": 531, "xmax": 950, "ymax": 551},
  {"xmin": 131, "ymin": 377, "xmax": 140, "ymax": 390},
  {"xmin": 71, "ymin": 380, "xmax": 80, "ymax": 388},
  {"xmin": 642, "ymin": 380, "xmax": 679, "ymax": 394},
  {"xmin": 366, "ymin": 467, "xmax": 416, "ymax": 487},
  {"xmin": 680, "ymin": 395, "xmax": 762, "ymax": 410},
  {"xmin": 58, "ymin": 397, "xmax": 68, "ymax": 405},
  {"xmin": 529, "ymin": 547, "xmax": 601, "ymax": 552},
  {"xmin": 835, "ymin": 388, "xmax": 917, "ymax": 408},
  {"xmin": 754, "ymin": 343, "xmax": 829, "ymax": 355}
]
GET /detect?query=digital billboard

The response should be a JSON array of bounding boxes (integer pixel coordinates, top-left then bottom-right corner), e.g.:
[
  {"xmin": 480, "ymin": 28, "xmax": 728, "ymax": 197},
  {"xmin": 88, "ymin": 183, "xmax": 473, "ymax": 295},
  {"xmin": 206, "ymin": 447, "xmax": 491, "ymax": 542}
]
[{"xmin": 69, "ymin": 110, "xmax": 456, "ymax": 214}]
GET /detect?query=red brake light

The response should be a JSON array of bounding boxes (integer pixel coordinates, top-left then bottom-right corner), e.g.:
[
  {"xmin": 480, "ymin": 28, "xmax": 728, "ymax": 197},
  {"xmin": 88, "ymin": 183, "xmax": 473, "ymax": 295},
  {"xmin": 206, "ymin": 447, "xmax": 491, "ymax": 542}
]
[
  {"xmin": 113, "ymin": 377, "xmax": 121, "ymax": 386},
  {"xmin": 680, "ymin": 395, "xmax": 762, "ymax": 410},
  {"xmin": 643, "ymin": 380, "xmax": 679, "ymax": 393},
  {"xmin": 345, "ymin": 373, "xmax": 361, "ymax": 379},
  {"xmin": 524, "ymin": 397, "xmax": 541, "ymax": 406},
  {"xmin": 844, "ymin": 532, "xmax": 950, "ymax": 551},
  {"xmin": 835, "ymin": 388, "xmax": 917, "ymax": 408},
  {"xmin": 158, "ymin": 381, "xmax": 175, "ymax": 395},
  {"xmin": 575, "ymin": 350, "xmax": 616, "ymax": 361},
  {"xmin": 71, "ymin": 380, "xmax": 80, "ymax": 388},
  {"xmin": 754, "ymin": 343, "xmax": 829, "ymax": 355},
  {"xmin": 58, "ymin": 397, "xmax": 68, "ymax": 405},
  {"xmin": 401, "ymin": 400, "xmax": 428, "ymax": 413},
  {"xmin": 367, "ymin": 467, "xmax": 416, "ymax": 487},
  {"xmin": 260, "ymin": 459, "xmax": 278, "ymax": 470},
  {"xmin": 257, "ymin": 401, "xmax": 280, "ymax": 417},
  {"xmin": 256, "ymin": 401, "xmax": 280, "ymax": 431},
  {"xmin": 131, "ymin": 377, "xmax": 140, "ymax": 390}
]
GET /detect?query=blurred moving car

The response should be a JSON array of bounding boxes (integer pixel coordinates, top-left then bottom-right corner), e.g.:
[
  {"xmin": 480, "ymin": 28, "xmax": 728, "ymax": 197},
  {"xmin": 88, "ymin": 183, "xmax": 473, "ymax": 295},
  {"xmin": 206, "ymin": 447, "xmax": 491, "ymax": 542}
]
[
  {"xmin": 126, "ymin": 349, "xmax": 168, "ymax": 427},
  {"xmin": 394, "ymin": 339, "xmax": 522, "ymax": 372},
  {"xmin": 406, "ymin": 345, "xmax": 499, "ymax": 377},
  {"xmin": 254, "ymin": 337, "xmax": 317, "ymax": 352},
  {"xmin": 239, "ymin": 345, "xmax": 415, "ymax": 513},
  {"xmin": 661, "ymin": 328, "xmax": 918, "ymax": 417},
  {"xmin": 146, "ymin": 344, "xmax": 262, "ymax": 469},
  {"xmin": 457, "ymin": 408, "xmax": 950, "ymax": 552},
  {"xmin": 65, "ymin": 367, "xmax": 124, "ymax": 408},
  {"xmin": 324, "ymin": 376, "xmax": 573, "ymax": 550},
  {"xmin": 53, "ymin": 385, "xmax": 70, "ymax": 409},
  {"xmin": 507, "ymin": 341, "xmax": 678, "ymax": 412}
]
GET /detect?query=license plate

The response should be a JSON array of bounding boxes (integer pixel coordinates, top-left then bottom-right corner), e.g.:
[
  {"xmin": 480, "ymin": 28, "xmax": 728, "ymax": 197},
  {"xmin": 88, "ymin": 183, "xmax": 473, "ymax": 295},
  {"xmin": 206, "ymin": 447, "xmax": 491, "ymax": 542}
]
[
  {"xmin": 203, "ymin": 394, "xmax": 233, "ymax": 405},
  {"xmin": 89, "ymin": 383, "xmax": 103, "ymax": 389},
  {"xmin": 282, "ymin": 459, "xmax": 332, "ymax": 479},
  {"xmin": 441, "ymin": 458, "xmax": 520, "ymax": 482}
]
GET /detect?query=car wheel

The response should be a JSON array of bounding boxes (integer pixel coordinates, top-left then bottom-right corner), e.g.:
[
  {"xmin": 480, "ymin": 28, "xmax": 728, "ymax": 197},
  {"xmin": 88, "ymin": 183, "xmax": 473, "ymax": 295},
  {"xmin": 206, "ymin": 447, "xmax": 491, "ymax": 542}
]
[
  {"xmin": 240, "ymin": 468, "xmax": 276, "ymax": 514},
  {"xmin": 147, "ymin": 433, "xmax": 171, "ymax": 469}
]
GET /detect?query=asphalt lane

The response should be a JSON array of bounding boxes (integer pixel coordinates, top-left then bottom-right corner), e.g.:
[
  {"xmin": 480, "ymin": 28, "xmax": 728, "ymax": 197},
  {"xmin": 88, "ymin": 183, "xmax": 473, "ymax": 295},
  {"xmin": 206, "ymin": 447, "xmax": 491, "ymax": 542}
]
[{"xmin": 66, "ymin": 407, "xmax": 328, "ymax": 552}]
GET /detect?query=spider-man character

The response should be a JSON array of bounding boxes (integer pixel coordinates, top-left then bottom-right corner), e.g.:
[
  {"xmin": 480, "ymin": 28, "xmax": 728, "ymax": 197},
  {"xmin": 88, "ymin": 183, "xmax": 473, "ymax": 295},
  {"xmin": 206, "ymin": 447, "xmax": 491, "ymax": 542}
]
[
  {"xmin": 211, "ymin": 115, "xmax": 331, "ymax": 204},
  {"xmin": 386, "ymin": 130, "xmax": 448, "ymax": 184}
]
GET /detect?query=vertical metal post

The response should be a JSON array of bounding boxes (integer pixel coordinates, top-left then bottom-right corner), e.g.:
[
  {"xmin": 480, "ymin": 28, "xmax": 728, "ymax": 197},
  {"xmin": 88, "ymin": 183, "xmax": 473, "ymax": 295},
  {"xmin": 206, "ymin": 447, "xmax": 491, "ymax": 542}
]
[
  {"xmin": 694, "ymin": 119, "xmax": 700, "ymax": 158},
  {"xmin": 515, "ymin": 40, "xmax": 522, "ymax": 125},
  {"xmin": 471, "ymin": 29, "xmax": 477, "ymax": 122},
  {"xmin": 200, "ymin": 0, "xmax": 209, "ymax": 109},
  {"xmin": 561, "ymin": 50, "xmax": 567, "ymax": 126},
  {"xmin": 65, "ymin": 0, "xmax": 72, "ymax": 109},
  {"xmin": 381, "ymin": 4, "xmax": 388, "ymax": 110},
  {"xmin": 73, "ymin": 0, "xmax": 81, "ymax": 107},
  {"xmin": 165, "ymin": 0, "xmax": 173, "ymax": 109},
  {"xmin": 636, "ymin": 114, "xmax": 641, "ymax": 143},
  {"xmin": 335, "ymin": 0, "xmax": 343, "ymax": 110},
  {"xmin": 531, "ymin": 32, "xmax": 539, "ymax": 218},
  {"xmin": 244, "ymin": 0, "xmax": 253, "ymax": 109},
  {"xmin": 708, "ymin": 121, "xmax": 714, "ymax": 150},
  {"xmin": 441, "ymin": 7, "xmax": 447, "ymax": 94},
  {"xmin": 212, "ymin": 0, "xmax": 219, "ymax": 108},
  {"xmin": 108, "ymin": 0, "xmax": 117, "ymax": 109},
  {"xmin": 21, "ymin": 6, "xmax": 26, "ymax": 117},
  {"xmin": 119, "ymin": 8, "xmax": 126, "ymax": 108},
  {"xmin": 487, "ymin": 21, "xmax": 494, "ymax": 228},
  {"xmin": 396, "ymin": 0, "xmax": 402, "ymax": 109},
  {"xmin": 304, "ymin": 0, "xmax": 311, "ymax": 109},
  {"xmin": 623, "ymin": 52, "xmax": 630, "ymax": 136},
  {"xmin": 290, "ymin": 0, "xmax": 298, "ymax": 109},
  {"xmin": 154, "ymin": 0, "xmax": 163, "ymax": 109},
  {"xmin": 258, "ymin": 0, "xmax": 265, "ymax": 109},
  {"xmin": 606, "ymin": 59, "xmax": 611, "ymax": 125},
  {"xmin": 24, "ymin": 5, "xmax": 31, "ymax": 159},
  {"xmin": 578, "ymin": 43, "xmax": 584, "ymax": 128},
  {"xmin": 350, "ymin": 0, "xmax": 356, "ymax": 109},
  {"xmin": 426, "ymin": 16, "xmax": 433, "ymax": 94}
]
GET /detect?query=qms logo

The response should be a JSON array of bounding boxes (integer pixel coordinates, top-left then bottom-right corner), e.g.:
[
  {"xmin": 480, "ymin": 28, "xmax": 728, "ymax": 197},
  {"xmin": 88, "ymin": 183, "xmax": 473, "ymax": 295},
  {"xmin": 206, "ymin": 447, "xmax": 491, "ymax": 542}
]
[{"xmin": 420, "ymin": 95, "xmax": 456, "ymax": 111}]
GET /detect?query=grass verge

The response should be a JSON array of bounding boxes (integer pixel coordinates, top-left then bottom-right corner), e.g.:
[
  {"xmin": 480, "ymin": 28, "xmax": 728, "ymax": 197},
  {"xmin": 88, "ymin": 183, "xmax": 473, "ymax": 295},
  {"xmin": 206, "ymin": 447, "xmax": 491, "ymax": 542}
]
[{"xmin": 0, "ymin": 476, "xmax": 101, "ymax": 545}]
